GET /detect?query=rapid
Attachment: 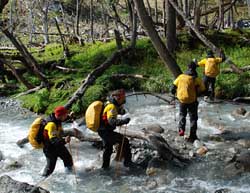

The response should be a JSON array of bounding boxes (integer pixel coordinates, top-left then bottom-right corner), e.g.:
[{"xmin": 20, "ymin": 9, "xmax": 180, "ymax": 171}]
[{"xmin": 0, "ymin": 95, "xmax": 250, "ymax": 193}]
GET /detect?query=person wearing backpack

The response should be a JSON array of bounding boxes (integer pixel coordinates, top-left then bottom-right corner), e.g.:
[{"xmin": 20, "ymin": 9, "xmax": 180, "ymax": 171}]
[
  {"xmin": 171, "ymin": 61, "xmax": 205, "ymax": 143},
  {"xmin": 197, "ymin": 49, "xmax": 225, "ymax": 101},
  {"xmin": 42, "ymin": 106, "xmax": 73, "ymax": 177},
  {"xmin": 98, "ymin": 89, "xmax": 134, "ymax": 170}
]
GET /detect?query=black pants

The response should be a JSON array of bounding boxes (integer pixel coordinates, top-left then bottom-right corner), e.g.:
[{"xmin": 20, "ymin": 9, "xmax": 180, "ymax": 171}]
[
  {"xmin": 98, "ymin": 130, "xmax": 132, "ymax": 169},
  {"xmin": 43, "ymin": 145, "xmax": 73, "ymax": 176},
  {"xmin": 203, "ymin": 75, "xmax": 216, "ymax": 99},
  {"xmin": 178, "ymin": 101, "xmax": 198, "ymax": 138}
]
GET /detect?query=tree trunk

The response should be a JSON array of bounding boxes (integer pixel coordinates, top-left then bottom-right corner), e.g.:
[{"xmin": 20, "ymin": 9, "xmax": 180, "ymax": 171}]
[
  {"xmin": 90, "ymin": 0, "xmax": 95, "ymax": 43},
  {"xmin": 134, "ymin": 0, "xmax": 182, "ymax": 78},
  {"xmin": 101, "ymin": 2, "xmax": 109, "ymax": 42},
  {"xmin": 54, "ymin": 18, "xmax": 70, "ymax": 58},
  {"xmin": 41, "ymin": 1, "xmax": 50, "ymax": 45},
  {"xmin": 193, "ymin": 0, "xmax": 202, "ymax": 29},
  {"xmin": 0, "ymin": 58, "xmax": 34, "ymax": 89},
  {"xmin": 28, "ymin": 0, "xmax": 36, "ymax": 44},
  {"xmin": 163, "ymin": 0, "xmax": 167, "ymax": 37},
  {"xmin": 166, "ymin": 0, "xmax": 177, "ymax": 53},
  {"xmin": 217, "ymin": 0, "xmax": 224, "ymax": 30},
  {"xmin": 145, "ymin": 0, "xmax": 152, "ymax": 17},
  {"xmin": 0, "ymin": 0, "xmax": 9, "ymax": 13},
  {"xmin": 127, "ymin": 0, "xmax": 137, "ymax": 49},
  {"xmin": 167, "ymin": 0, "xmax": 243, "ymax": 74},
  {"xmin": 0, "ymin": 26, "xmax": 49, "ymax": 86},
  {"xmin": 154, "ymin": 0, "xmax": 158, "ymax": 23}
]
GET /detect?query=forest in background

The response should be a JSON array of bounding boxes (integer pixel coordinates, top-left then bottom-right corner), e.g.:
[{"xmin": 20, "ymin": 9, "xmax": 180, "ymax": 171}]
[{"xmin": 0, "ymin": 0, "xmax": 250, "ymax": 114}]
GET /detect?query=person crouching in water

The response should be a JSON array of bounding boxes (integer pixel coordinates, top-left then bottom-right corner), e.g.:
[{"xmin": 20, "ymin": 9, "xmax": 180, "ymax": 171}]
[
  {"xmin": 171, "ymin": 61, "xmax": 205, "ymax": 143},
  {"xmin": 42, "ymin": 106, "xmax": 73, "ymax": 177},
  {"xmin": 98, "ymin": 89, "xmax": 134, "ymax": 170}
]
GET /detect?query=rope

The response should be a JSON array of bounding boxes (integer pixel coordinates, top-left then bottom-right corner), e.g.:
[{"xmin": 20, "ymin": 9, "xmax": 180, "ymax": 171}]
[
  {"xmin": 68, "ymin": 141, "xmax": 78, "ymax": 184},
  {"xmin": 29, "ymin": 175, "xmax": 51, "ymax": 193},
  {"xmin": 115, "ymin": 124, "xmax": 127, "ymax": 177}
]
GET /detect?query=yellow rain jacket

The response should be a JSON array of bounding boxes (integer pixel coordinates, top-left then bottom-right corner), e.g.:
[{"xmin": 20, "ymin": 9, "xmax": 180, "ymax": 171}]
[
  {"xmin": 174, "ymin": 74, "xmax": 205, "ymax": 104},
  {"xmin": 198, "ymin": 57, "xmax": 223, "ymax": 78}
]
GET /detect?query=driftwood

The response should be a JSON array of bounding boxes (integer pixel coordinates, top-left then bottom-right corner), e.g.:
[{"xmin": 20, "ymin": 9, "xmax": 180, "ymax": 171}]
[
  {"xmin": 55, "ymin": 65, "xmax": 78, "ymax": 72},
  {"xmin": 13, "ymin": 84, "xmax": 45, "ymax": 99},
  {"xmin": 233, "ymin": 97, "xmax": 250, "ymax": 102},
  {"xmin": 168, "ymin": 0, "xmax": 243, "ymax": 75}
]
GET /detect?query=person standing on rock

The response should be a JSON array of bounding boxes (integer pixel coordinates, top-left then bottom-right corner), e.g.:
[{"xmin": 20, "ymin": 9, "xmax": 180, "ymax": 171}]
[
  {"xmin": 171, "ymin": 61, "xmax": 205, "ymax": 143},
  {"xmin": 98, "ymin": 89, "xmax": 135, "ymax": 170},
  {"xmin": 197, "ymin": 49, "xmax": 225, "ymax": 101},
  {"xmin": 42, "ymin": 106, "xmax": 73, "ymax": 177}
]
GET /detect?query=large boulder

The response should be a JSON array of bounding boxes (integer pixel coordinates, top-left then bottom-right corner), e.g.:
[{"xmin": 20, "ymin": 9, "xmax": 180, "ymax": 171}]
[
  {"xmin": 0, "ymin": 175, "xmax": 49, "ymax": 193},
  {"xmin": 224, "ymin": 151, "xmax": 250, "ymax": 177}
]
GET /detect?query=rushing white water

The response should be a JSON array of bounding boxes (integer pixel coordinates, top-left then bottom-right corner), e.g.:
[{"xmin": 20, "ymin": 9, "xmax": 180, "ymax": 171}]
[{"xmin": 0, "ymin": 96, "xmax": 250, "ymax": 193}]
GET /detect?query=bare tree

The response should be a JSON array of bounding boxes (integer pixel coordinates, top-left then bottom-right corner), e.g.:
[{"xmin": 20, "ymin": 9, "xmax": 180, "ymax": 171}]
[
  {"xmin": 134, "ymin": 0, "xmax": 182, "ymax": 78},
  {"xmin": 0, "ymin": 58, "xmax": 34, "ymax": 89},
  {"xmin": 90, "ymin": 0, "xmax": 95, "ymax": 43},
  {"xmin": 0, "ymin": 25, "xmax": 49, "ymax": 86},
  {"xmin": 37, "ymin": 0, "xmax": 50, "ymax": 45},
  {"xmin": 166, "ymin": 0, "xmax": 177, "ymax": 53}
]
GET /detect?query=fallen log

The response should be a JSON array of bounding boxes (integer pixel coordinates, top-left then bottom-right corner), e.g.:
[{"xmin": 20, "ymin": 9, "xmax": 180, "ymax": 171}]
[
  {"xmin": 13, "ymin": 83, "xmax": 45, "ymax": 99},
  {"xmin": 17, "ymin": 126, "xmax": 189, "ymax": 166},
  {"xmin": 64, "ymin": 47, "xmax": 131, "ymax": 109},
  {"xmin": 221, "ymin": 65, "xmax": 250, "ymax": 74},
  {"xmin": 233, "ymin": 97, "xmax": 250, "ymax": 103}
]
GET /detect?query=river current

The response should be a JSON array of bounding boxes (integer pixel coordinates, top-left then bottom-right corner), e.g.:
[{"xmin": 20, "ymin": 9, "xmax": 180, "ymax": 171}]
[{"xmin": 0, "ymin": 95, "xmax": 250, "ymax": 193}]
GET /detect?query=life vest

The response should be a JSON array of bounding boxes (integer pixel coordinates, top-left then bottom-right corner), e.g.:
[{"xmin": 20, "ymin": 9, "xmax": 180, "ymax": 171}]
[
  {"xmin": 174, "ymin": 74, "xmax": 205, "ymax": 104},
  {"xmin": 198, "ymin": 57, "xmax": 223, "ymax": 77},
  {"xmin": 28, "ymin": 117, "xmax": 47, "ymax": 149},
  {"xmin": 85, "ymin": 101, "xmax": 104, "ymax": 132}
]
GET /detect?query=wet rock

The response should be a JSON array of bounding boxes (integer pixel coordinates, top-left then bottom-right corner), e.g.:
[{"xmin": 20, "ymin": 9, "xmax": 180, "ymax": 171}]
[
  {"xmin": 0, "ymin": 175, "xmax": 50, "ymax": 193},
  {"xmin": 235, "ymin": 151, "xmax": 250, "ymax": 171},
  {"xmin": 214, "ymin": 188, "xmax": 231, "ymax": 193},
  {"xmin": 193, "ymin": 140, "xmax": 203, "ymax": 149},
  {"xmin": 237, "ymin": 139, "xmax": 250, "ymax": 148},
  {"xmin": 0, "ymin": 151, "xmax": 3, "ymax": 161},
  {"xmin": 208, "ymin": 135, "xmax": 224, "ymax": 142},
  {"xmin": 143, "ymin": 124, "xmax": 164, "ymax": 134},
  {"xmin": 224, "ymin": 151, "xmax": 250, "ymax": 177},
  {"xmin": 145, "ymin": 178, "xmax": 158, "ymax": 189},
  {"xmin": 146, "ymin": 157, "xmax": 168, "ymax": 176},
  {"xmin": 196, "ymin": 146, "xmax": 208, "ymax": 156},
  {"xmin": 231, "ymin": 107, "xmax": 247, "ymax": 117},
  {"xmin": 4, "ymin": 160, "xmax": 22, "ymax": 170}
]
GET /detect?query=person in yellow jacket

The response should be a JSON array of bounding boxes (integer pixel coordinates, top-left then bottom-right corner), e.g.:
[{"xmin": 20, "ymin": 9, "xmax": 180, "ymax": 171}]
[
  {"xmin": 42, "ymin": 106, "xmax": 73, "ymax": 177},
  {"xmin": 198, "ymin": 50, "xmax": 225, "ymax": 101},
  {"xmin": 171, "ymin": 61, "xmax": 205, "ymax": 143},
  {"xmin": 98, "ymin": 89, "xmax": 134, "ymax": 170}
]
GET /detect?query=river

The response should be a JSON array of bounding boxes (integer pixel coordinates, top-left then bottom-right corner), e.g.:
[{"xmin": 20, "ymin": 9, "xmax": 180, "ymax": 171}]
[{"xmin": 0, "ymin": 96, "xmax": 250, "ymax": 193}]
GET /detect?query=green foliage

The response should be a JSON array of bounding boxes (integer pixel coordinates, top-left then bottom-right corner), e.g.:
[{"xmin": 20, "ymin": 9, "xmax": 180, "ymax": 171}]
[
  {"xmin": 35, "ymin": 43, "xmax": 64, "ymax": 63},
  {"xmin": 14, "ymin": 30, "xmax": 250, "ymax": 115},
  {"xmin": 20, "ymin": 88, "xmax": 50, "ymax": 113}
]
